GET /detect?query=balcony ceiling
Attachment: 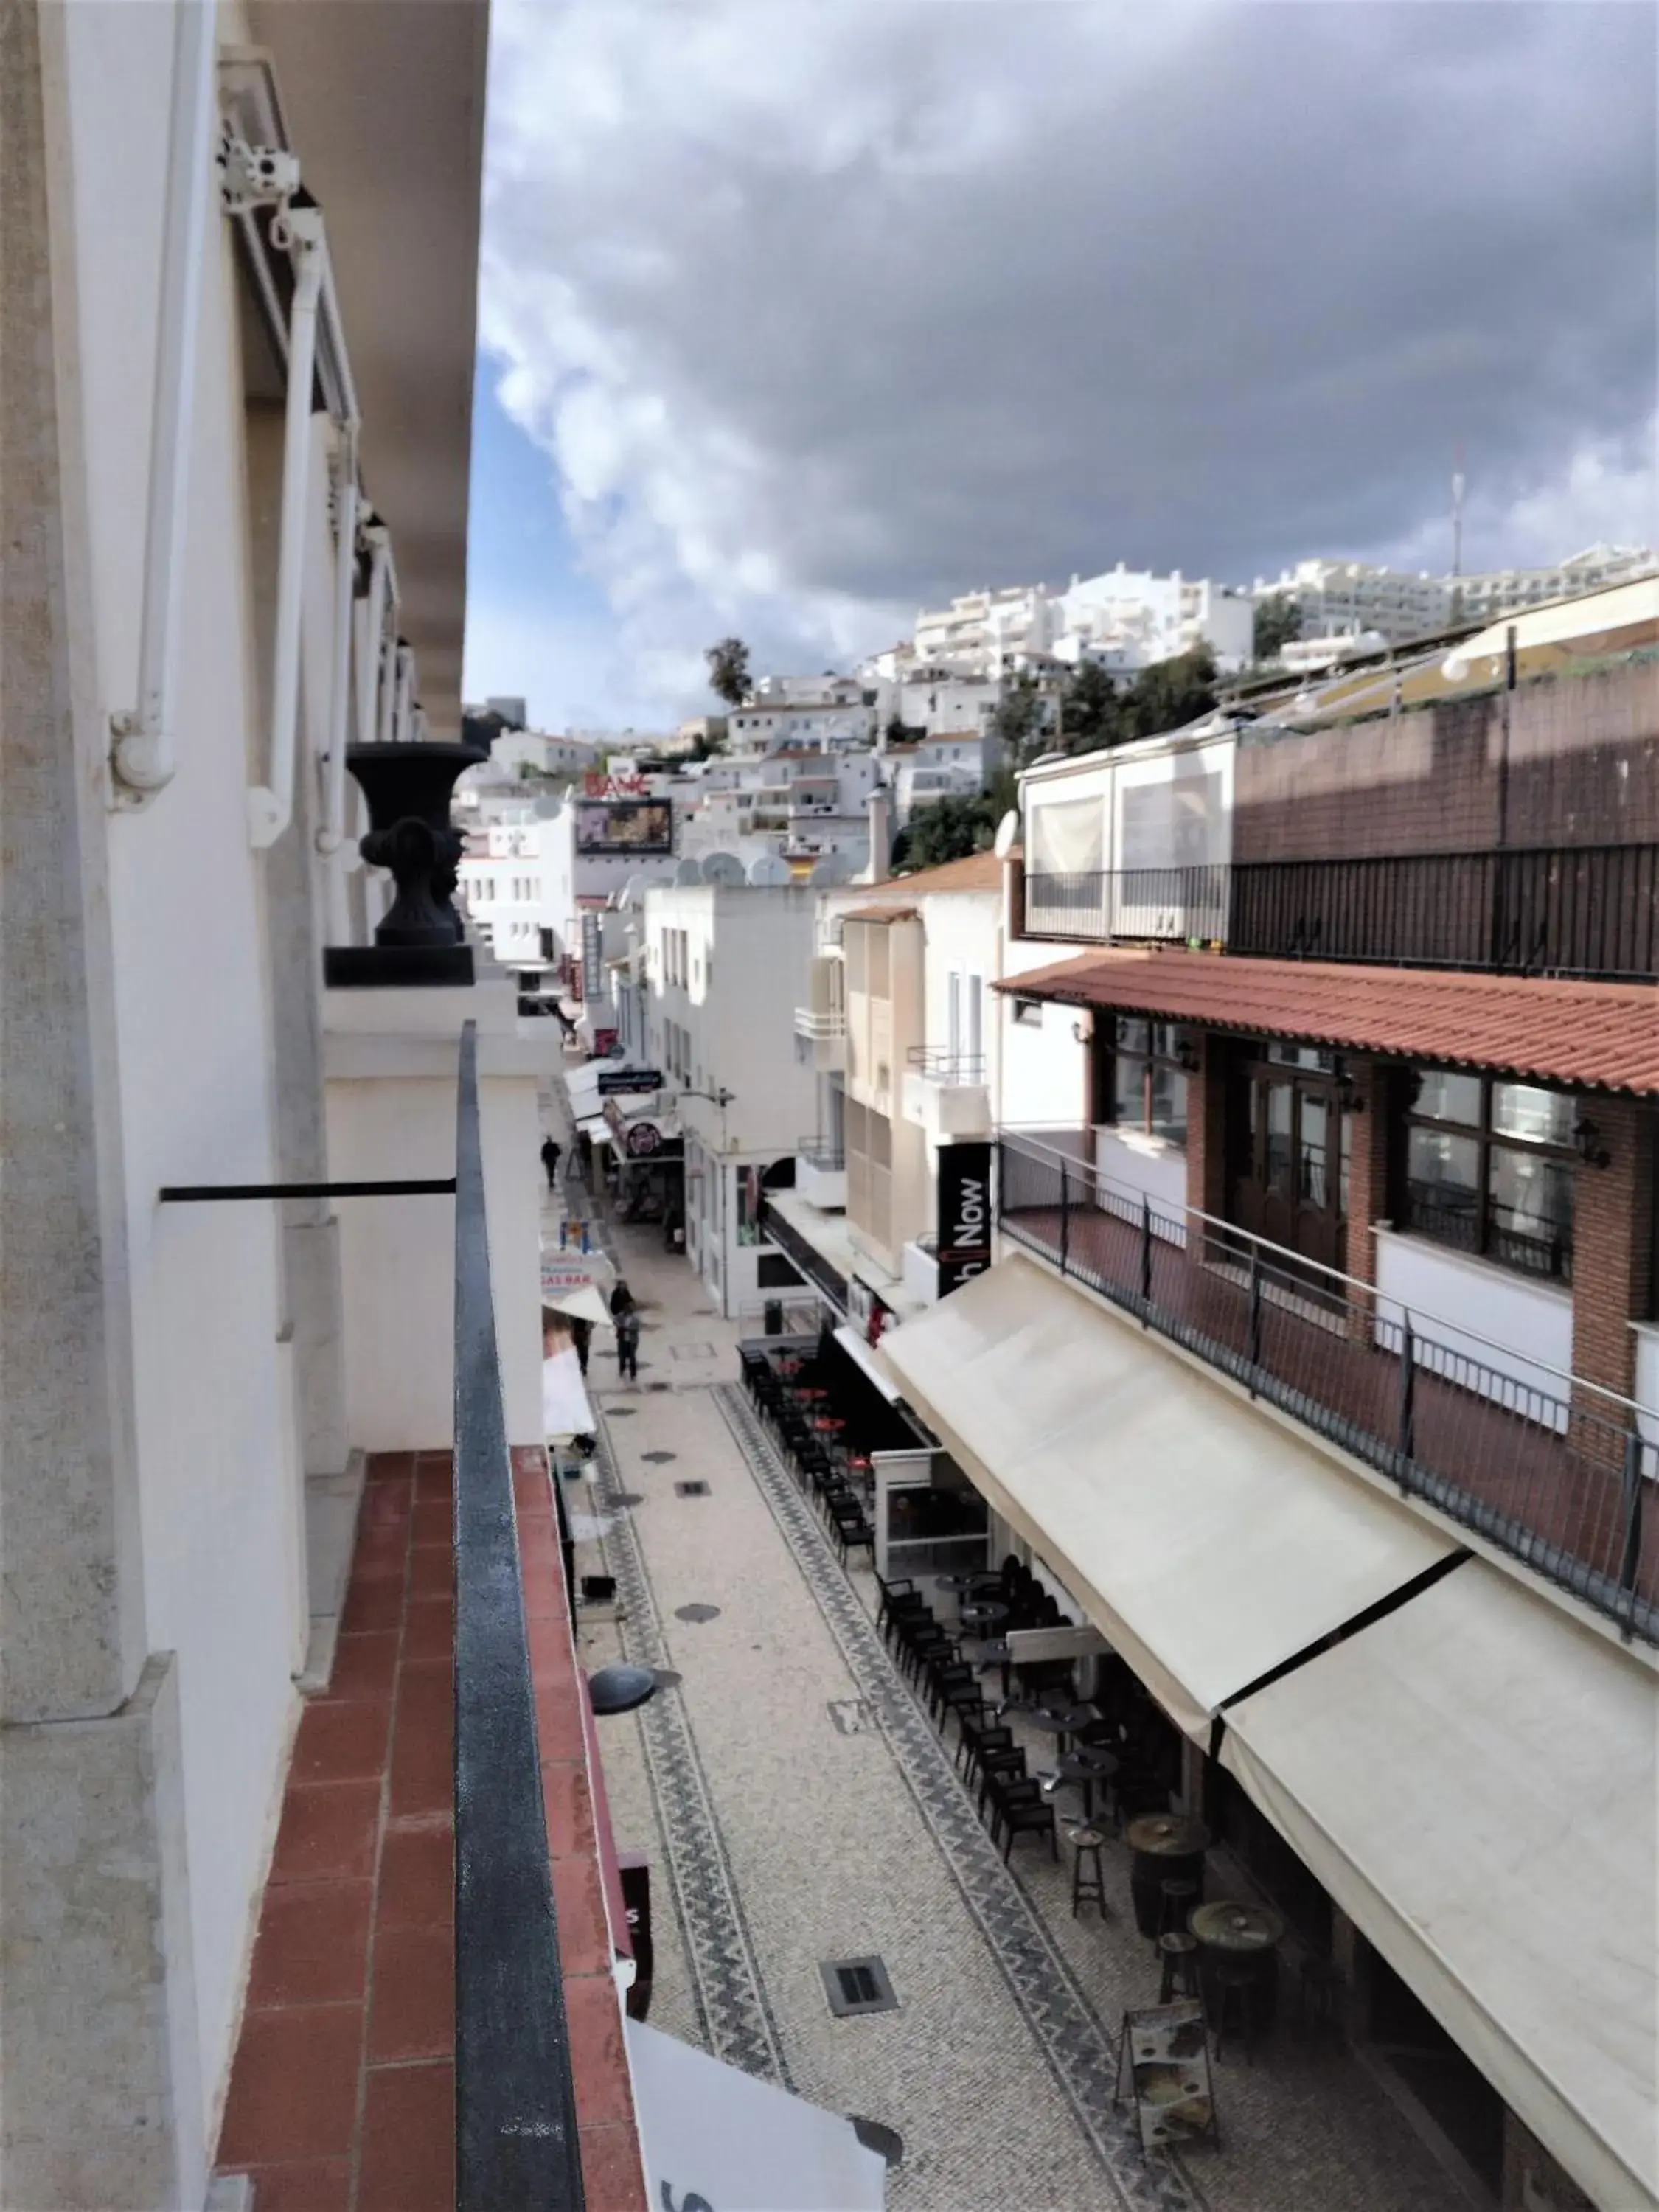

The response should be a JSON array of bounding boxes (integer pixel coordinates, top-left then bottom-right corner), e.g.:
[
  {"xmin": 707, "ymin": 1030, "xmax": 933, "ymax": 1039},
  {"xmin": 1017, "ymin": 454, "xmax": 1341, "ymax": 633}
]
[
  {"xmin": 248, "ymin": 0, "xmax": 489, "ymax": 737},
  {"xmin": 998, "ymin": 946, "xmax": 1659, "ymax": 1096}
]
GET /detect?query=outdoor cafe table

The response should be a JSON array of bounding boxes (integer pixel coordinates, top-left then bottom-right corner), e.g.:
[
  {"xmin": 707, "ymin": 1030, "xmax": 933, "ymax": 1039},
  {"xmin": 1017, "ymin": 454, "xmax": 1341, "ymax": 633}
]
[
  {"xmin": 1124, "ymin": 1812, "xmax": 1212, "ymax": 1938},
  {"xmin": 1027, "ymin": 1702, "xmax": 1096, "ymax": 1753},
  {"xmin": 1190, "ymin": 1899, "xmax": 1286, "ymax": 2028},
  {"xmin": 1048, "ymin": 1746, "xmax": 1119, "ymax": 1823},
  {"xmin": 935, "ymin": 1571, "xmax": 1001, "ymax": 1593},
  {"xmin": 959, "ymin": 1599, "xmax": 1009, "ymax": 1633}
]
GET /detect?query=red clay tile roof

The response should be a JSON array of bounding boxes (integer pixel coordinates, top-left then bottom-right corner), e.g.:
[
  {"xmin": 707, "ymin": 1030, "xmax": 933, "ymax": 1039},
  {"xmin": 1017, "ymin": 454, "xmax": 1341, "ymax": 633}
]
[
  {"xmin": 888, "ymin": 850, "xmax": 1009, "ymax": 893},
  {"xmin": 841, "ymin": 903, "xmax": 919, "ymax": 923},
  {"xmin": 995, "ymin": 947, "xmax": 1659, "ymax": 1094}
]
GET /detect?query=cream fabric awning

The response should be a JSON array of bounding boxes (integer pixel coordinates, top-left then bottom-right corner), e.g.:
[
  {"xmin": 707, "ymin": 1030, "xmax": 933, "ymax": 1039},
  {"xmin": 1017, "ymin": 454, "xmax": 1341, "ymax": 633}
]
[
  {"xmin": 1222, "ymin": 1562, "xmax": 1658, "ymax": 2212},
  {"xmin": 877, "ymin": 1255, "xmax": 1453, "ymax": 1739}
]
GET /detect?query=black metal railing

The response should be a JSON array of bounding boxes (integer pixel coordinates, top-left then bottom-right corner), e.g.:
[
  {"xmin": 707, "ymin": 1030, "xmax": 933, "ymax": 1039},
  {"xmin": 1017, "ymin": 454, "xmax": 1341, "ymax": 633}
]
[
  {"xmin": 1023, "ymin": 865, "xmax": 1231, "ymax": 945},
  {"xmin": 995, "ymin": 1128, "xmax": 1657, "ymax": 1643},
  {"xmin": 797, "ymin": 1135, "xmax": 847, "ymax": 1171},
  {"xmin": 1231, "ymin": 844, "xmax": 1659, "ymax": 979},
  {"xmin": 453, "ymin": 1022, "xmax": 586, "ymax": 2208},
  {"xmin": 906, "ymin": 1046, "xmax": 987, "ymax": 1085},
  {"xmin": 762, "ymin": 1195, "xmax": 849, "ymax": 1318}
]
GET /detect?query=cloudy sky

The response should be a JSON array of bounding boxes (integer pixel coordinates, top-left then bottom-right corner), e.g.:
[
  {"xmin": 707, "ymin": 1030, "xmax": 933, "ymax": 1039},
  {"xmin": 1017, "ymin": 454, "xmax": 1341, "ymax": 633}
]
[{"xmin": 463, "ymin": 0, "xmax": 1657, "ymax": 731}]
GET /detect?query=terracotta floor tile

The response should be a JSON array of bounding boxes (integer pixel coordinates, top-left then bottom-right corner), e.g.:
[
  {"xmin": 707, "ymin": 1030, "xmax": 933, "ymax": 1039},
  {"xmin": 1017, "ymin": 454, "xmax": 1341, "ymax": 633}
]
[
  {"xmin": 389, "ymin": 1660, "xmax": 454, "ymax": 1819},
  {"xmin": 347, "ymin": 1531, "xmax": 410, "ymax": 1584},
  {"xmin": 563, "ymin": 1972, "xmax": 633, "ymax": 2131},
  {"xmin": 340, "ymin": 1576, "xmax": 406, "ymax": 1634},
  {"xmin": 366, "ymin": 1451, "xmax": 416, "ymax": 1483},
  {"xmin": 411, "ymin": 1496, "xmax": 453, "ymax": 1549},
  {"xmin": 231, "ymin": 2159, "xmax": 352, "ymax": 2212},
  {"xmin": 359, "ymin": 1481, "xmax": 413, "ymax": 1529},
  {"xmin": 540, "ymin": 1761, "xmax": 596, "ymax": 1860},
  {"xmin": 270, "ymin": 1781, "xmax": 380, "ymax": 1886},
  {"xmin": 366, "ymin": 1921, "xmax": 456, "ymax": 2062},
  {"xmin": 513, "ymin": 1461, "xmax": 551, "ymax": 1510},
  {"xmin": 578, "ymin": 2123, "xmax": 650, "ymax": 2212},
  {"xmin": 408, "ymin": 1543, "xmax": 455, "ymax": 1598},
  {"xmin": 414, "ymin": 1458, "xmax": 455, "ymax": 1501},
  {"xmin": 527, "ymin": 1609, "xmax": 577, "ymax": 1688},
  {"xmin": 217, "ymin": 2004, "xmax": 364, "ymax": 2165},
  {"xmin": 246, "ymin": 1880, "xmax": 373, "ymax": 2011},
  {"xmin": 321, "ymin": 1630, "xmax": 399, "ymax": 1705},
  {"xmin": 378, "ymin": 1820, "xmax": 454, "ymax": 1928},
  {"xmin": 403, "ymin": 1595, "xmax": 456, "ymax": 1662},
  {"xmin": 552, "ymin": 1853, "xmax": 612, "ymax": 1979},
  {"xmin": 358, "ymin": 2062, "xmax": 456, "ymax": 2212},
  {"xmin": 534, "ymin": 1674, "xmax": 588, "ymax": 1764},
  {"xmin": 292, "ymin": 1700, "xmax": 392, "ymax": 1787}
]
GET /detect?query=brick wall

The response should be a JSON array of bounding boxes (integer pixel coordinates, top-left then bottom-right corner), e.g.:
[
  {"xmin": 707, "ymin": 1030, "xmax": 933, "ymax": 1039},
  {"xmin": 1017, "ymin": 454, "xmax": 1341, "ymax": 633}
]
[
  {"xmin": 1234, "ymin": 664, "xmax": 1659, "ymax": 863},
  {"xmin": 1186, "ymin": 1032, "xmax": 1230, "ymax": 1220},
  {"xmin": 1341, "ymin": 1059, "xmax": 1395, "ymax": 1293},
  {"xmin": 1570, "ymin": 1096, "xmax": 1655, "ymax": 1403}
]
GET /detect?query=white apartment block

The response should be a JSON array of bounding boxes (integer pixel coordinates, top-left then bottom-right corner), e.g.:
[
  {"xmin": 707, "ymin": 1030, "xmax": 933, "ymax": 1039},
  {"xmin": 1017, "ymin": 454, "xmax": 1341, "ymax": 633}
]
[
  {"xmin": 1453, "ymin": 541, "xmax": 1659, "ymax": 624},
  {"xmin": 1253, "ymin": 559, "xmax": 1453, "ymax": 646},
  {"xmin": 911, "ymin": 582, "xmax": 1058, "ymax": 675},
  {"xmin": 726, "ymin": 694, "xmax": 874, "ymax": 751},
  {"xmin": 633, "ymin": 886, "xmax": 818, "ymax": 1315},
  {"xmin": 1054, "ymin": 564, "xmax": 1256, "ymax": 675}
]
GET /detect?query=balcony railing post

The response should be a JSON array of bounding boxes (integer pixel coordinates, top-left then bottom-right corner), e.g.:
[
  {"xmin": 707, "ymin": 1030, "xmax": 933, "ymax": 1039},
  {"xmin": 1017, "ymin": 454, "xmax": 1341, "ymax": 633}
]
[
  {"xmin": 1618, "ymin": 1427, "xmax": 1645, "ymax": 1637},
  {"xmin": 1246, "ymin": 1243, "xmax": 1263, "ymax": 1390},
  {"xmin": 1139, "ymin": 1194, "xmax": 1152, "ymax": 1310},
  {"xmin": 1397, "ymin": 1315, "xmax": 1417, "ymax": 1480},
  {"xmin": 1058, "ymin": 1159, "xmax": 1070, "ymax": 1276}
]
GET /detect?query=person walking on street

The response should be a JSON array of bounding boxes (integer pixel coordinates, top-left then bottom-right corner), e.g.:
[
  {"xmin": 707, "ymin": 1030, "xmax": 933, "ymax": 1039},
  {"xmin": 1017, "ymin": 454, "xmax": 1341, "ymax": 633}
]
[
  {"xmin": 571, "ymin": 1316, "xmax": 592, "ymax": 1377},
  {"xmin": 615, "ymin": 1303, "xmax": 641, "ymax": 1383},
  {"xmin": 540, "ymin": 1135, "xmax": 561, "ymax": 1189},
  {"xmin": 610, "ymin": 1279, "xmax": 634, "ymax": 1321}
]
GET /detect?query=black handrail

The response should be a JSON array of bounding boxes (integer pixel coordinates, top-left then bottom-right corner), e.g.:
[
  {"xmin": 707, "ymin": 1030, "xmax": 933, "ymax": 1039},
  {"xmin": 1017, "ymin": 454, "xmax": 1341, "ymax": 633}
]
[{"xmin": 453, "ymin": 1021, "xmax": 586, "ymax": 2209}]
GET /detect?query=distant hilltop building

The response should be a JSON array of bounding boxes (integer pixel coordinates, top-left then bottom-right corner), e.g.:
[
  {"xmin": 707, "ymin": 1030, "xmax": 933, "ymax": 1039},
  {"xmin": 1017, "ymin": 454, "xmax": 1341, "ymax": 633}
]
[{"xmin": 1253, "ymin": 543, "xmax": 1659, "ymax": 647}]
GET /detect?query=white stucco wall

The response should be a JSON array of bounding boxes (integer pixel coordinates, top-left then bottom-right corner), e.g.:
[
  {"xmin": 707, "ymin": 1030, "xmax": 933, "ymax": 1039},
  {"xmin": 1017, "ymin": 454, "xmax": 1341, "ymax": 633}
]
[
  {"xmin": 1632, "ymin": 1324, "xmax": 1659, "ymax": 1446},
  {"xmin": 997, "ymin": 958, "xmax": 1088, "ymax": 1130},
  {"xmin": 325, "ymin": 992, "xmax": 551, "ymax": 1450},
  {"xmin": 1092, "ymin": 1127, "xmax": 1189, "ymax": 1237},
  {"xmin": 1372, "ymin": 1228, "xmax": 1574, "ymax": 1427}
]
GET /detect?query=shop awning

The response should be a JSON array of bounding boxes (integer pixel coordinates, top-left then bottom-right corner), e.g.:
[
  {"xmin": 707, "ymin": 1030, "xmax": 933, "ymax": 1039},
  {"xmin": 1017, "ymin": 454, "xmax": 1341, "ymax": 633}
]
[
  {"xmin": 1221, "ymin": 1563, "xmax": 1658, "ymax": 2212},
  {"xmin": 877, "ymin": 1255, "xmax": 1453, "ymax": 1739},
  {"xmin": 575, "ymin": 1113, "xmax": 608, "ymax": 1141},
  {"xmin": 565, "ymin": 1063, "xmax": 603, "ymax": 1117},
  {"xmin": 626, "ymin": 2020, "xmax": 887, "ymax": 2211},
  {"xmin": 833, "ymin": 1322, "xmax": 902, "ymax": 1403}
]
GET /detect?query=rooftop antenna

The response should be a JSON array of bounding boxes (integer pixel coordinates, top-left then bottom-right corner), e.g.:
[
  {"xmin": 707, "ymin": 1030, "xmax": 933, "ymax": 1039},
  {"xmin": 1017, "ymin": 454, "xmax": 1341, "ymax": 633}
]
[{"xmin": 1451, "ymin": 440, "xmax": 1466, "ymax": 580}]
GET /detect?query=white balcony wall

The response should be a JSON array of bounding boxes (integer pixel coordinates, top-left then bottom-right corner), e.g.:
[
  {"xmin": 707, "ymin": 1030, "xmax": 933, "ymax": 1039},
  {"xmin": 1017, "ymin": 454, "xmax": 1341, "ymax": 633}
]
[
  {"xmin": 325, "ymin": 988, "xmax": 552, "ymax": 1451},
  {"xmin": 998, "ymin": 947, "xmax": 1088, "ymax": 1129},
  {"xmin": 1632, "ymin": 1324, "xmax": 1659, "ymax": 1446},
  {"xmin": 1372, "ymin": 1229, "xmax": 1574, "ymax": 1428}
]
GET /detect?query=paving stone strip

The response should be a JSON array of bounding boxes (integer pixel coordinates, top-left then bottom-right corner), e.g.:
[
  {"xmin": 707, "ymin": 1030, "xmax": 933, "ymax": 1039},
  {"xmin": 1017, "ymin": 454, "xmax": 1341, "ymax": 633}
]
[
  {"xmin": 712, "ymin": 1382, "xmax": 1206, "ymax": 2212},
  {"xmin": 588, "ymin": 1413, "xmax": 796, "ymax": 2090}
]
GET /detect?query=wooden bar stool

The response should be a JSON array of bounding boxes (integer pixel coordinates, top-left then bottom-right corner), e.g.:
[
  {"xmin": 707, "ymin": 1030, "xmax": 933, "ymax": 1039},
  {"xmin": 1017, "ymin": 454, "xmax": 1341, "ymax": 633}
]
[
  {"xmin": 1158, "ymin": 1931, "xmax": 1203, "ymax": 2003},
  {"xmin": 1067, "ymin": 1824, "xmax": 1108, "ymax": 1919}
]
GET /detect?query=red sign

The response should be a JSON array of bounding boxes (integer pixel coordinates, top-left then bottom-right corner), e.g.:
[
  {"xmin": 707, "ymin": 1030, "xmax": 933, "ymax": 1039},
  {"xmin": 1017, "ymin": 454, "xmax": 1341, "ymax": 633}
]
[{"xmin": 582, "ymin": 771, "xmax": 649, "ymax": 799}]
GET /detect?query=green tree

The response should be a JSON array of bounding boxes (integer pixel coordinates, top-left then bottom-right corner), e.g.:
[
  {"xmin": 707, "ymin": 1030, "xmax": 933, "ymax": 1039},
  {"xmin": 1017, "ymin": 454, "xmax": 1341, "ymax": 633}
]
[
  {"xmin": 1252, "ymin": 597, "xmax": 1302, "ymax": 662},
  {"xmin": 462, "ymin": 706, "xmax": 514, "ymax": 751},
  {"xmin": 894, "ymin": 793, "xmax": 998, "ymax": 872},
  {"xmin": 991, "ymin": 671, "xmax": 1046, "ymax": 765},
  {"xmin": 1060, "ymin": 658, "xmax": 1120, "ymax": 751},
  {"xmin": 704, "ymin": 636, "xmax": 751, "ymax": 707},
  {"xmin": 1116, "ymin": 644, "xmax": 1218, "ymax": 742}
]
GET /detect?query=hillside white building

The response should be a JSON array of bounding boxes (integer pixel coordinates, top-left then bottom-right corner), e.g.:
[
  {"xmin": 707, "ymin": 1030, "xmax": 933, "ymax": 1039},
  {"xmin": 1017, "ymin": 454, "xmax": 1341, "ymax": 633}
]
[
  {"xmin": 911, "ymin": 583, "xmax": 1058, "ymax": 675},
  {"xmin": 1452, "ymin": 542, "xmax": 1659, "ymax": 625},
  {"xmin": 1054, "ymin": 564, "xmax": 1255, "ymax": 675}
]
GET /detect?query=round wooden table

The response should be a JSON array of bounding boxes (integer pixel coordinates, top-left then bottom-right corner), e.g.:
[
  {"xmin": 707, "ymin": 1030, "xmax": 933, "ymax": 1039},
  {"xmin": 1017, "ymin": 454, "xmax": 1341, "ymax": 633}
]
[
  {"xmin": 1190, "ymin": 1899, "xmax": 1285, "ymax": 2031},
  {"xmin": 1125, "ymin": 1814, "xmax": 1211, "ymax": 1938}
]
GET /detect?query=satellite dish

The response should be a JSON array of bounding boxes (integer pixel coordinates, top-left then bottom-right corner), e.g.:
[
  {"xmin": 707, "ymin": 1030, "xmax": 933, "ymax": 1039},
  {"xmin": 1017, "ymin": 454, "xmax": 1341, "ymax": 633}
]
[
  {"xmin": 992, "ymin": 809, "xmax": 1019, "ymax": 859},
  {"xmin": 747, "ymin": 853, "xmax": 791, "ymax": 886},
  {"xmin": 673, "ymin": 856, "xmax": 703, "ymax": 886},
  {"xmin": 703, "ymin": 851, "xmax": 745, "ymax": 885},
  {"xmin": 534, "ymin": 793, "xmax": 563, "ymax": 820},
  {"xmin": 813, "ymin": 849, "xmax": 855, "ymax": 886}
]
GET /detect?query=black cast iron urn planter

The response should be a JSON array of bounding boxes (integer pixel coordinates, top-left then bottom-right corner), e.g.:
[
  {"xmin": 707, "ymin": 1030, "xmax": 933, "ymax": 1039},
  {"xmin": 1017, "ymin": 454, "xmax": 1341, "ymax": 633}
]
[{"xmin": 324, "ymin": 740, "xmax": 487, "ymax": 988}]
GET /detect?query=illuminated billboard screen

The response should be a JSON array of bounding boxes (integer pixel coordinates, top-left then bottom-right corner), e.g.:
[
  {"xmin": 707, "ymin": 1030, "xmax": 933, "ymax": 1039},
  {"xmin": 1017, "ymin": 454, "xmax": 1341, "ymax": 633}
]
[{"xmin": 574, "ymin": 799, "xmax": 674, "ymax": 855}]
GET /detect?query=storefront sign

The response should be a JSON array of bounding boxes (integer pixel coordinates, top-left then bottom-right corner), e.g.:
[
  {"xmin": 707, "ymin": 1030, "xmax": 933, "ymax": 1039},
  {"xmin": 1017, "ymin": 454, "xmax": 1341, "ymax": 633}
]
[
  {"xmin": 626, "ymin": 1122, "xmax": 663, "ymax": 1157},
  {"xmin": 580, "ymin": 911, "xmax": 602, "ymax": 1001},
  {"xmin": 936, "ymin": 1141, "xmax": 992, "ymax": 1295},
  {"xmin": 599, "ymin": 1068, "xmax": 662, "ymax": 1096}
]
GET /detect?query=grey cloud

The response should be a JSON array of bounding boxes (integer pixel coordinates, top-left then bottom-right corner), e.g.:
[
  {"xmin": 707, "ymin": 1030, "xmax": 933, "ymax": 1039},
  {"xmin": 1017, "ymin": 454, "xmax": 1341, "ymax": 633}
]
[{"xmin": 481, "ymin": 0, "xmax": 1655, "ymax": 690}]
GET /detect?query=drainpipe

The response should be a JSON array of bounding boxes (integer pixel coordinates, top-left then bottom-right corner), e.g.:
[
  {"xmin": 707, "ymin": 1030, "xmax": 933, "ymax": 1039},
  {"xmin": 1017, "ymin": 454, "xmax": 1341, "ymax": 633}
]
[
  {"xmin": 110, "ymin": 0, "xmax": 220, "ymax": 801},
  {"xmin": 248, "ymin": 206, "xmax": 327, "ymax": 848},
  {"xmin": 391, "ymin": 643, "xmax": 415, "ymax": 744},
  {"xmin": 866, "ymin": 788, "xmax": 891, "ymax": 883},
  {"xmin": 316, "ymin": 437, "xmax": 361, "ymax": 858}
]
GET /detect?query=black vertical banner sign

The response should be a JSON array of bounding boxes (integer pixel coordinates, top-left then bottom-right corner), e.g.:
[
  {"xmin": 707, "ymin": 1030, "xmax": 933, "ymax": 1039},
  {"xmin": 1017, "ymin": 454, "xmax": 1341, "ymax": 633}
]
[{"xmin": 936, "ymin": 1141, "xmax": 992, "ymax": 1295}]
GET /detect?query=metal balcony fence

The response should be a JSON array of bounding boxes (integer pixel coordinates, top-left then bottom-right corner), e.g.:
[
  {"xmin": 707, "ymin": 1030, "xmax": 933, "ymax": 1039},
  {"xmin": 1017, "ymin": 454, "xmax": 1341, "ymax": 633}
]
[
  {"xmin": 1023, "ymin": 865, "xmax": 1231, "ymax": 945},
  {"xmin": 1230, "ymin": 844, "xmax": 1659, "ymax": 979},
  {"xmin": 793, "ymin": 1006, "xmax": 846, "ymax": 1038},
  {"xmin": 453, "ymin": 1023, "xmax": 586, "ymax": 2207},
  {"xmin": 797, "ymin": 1134, "xmax": 847, "ymax": 1171},
  {"xmin": 906, "ymin": 1046, "xmax": 987, "ymax": 1085},
  {"xmin": 995, "ymin": 1128, "xmax": 1658, "ymax": 1644}
]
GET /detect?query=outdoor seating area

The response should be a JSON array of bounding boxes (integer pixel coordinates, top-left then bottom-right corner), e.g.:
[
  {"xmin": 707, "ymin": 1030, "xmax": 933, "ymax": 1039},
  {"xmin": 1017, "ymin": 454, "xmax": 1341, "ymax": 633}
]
[{"xmin": 740, "ymin": 1341, "xmax": 878, "ymax": 1565}]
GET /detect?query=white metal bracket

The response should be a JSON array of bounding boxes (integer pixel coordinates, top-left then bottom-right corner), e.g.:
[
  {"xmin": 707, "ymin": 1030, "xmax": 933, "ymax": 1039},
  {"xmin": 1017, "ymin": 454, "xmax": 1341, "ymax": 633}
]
[{"xmin": 219, "ymin": 135, "xmax": 300, "ymax": 218}]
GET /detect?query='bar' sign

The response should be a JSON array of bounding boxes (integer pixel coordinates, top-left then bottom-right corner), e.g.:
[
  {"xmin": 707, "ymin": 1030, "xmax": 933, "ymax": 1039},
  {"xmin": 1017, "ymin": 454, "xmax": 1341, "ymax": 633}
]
[{"xmin": 937, "ymin": 1141, "xmax": 992, "ymax": 1296}]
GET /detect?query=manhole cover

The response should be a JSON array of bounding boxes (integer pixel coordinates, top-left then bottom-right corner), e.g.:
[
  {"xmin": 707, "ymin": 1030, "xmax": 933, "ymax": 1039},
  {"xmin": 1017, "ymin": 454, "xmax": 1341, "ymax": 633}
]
[
  {"xmin": 611, "ymin": 1491, "xmax": 644, "ymax": 1508},
  {"xmin": 674, "ymin": 1480, "xmax": 709, "ymax": 1498},
  {"xmin": 674, "ymin": 1602, "xmax": 720, "ymax": 1624},
  {"xmin": 647, "ymin": 1382, "xmax": 671, "ymax": 1393},
  {"xmin": 641, "ymin": 1450, "xmax": 677, "ymax": 1464},
  {"xmin": 820, "ymin": 1956, "xmax": 897, "ymax": 2018},
  {"xmin": 850, "ymin": 2117, "xmax": 904, "ymax": 2168},
  {"xmin": 653, "ymin": 1668, "xmax": 684, "ymax": 1690},
  {"xmin": 608, "ymin": 1407, "xmax": 636, "ymax": 1419}
]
